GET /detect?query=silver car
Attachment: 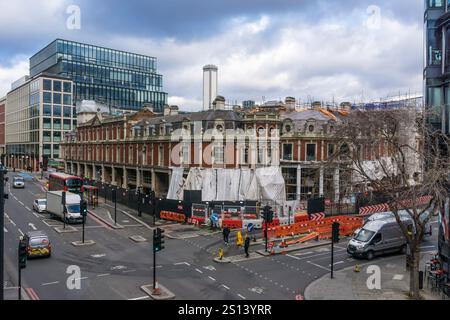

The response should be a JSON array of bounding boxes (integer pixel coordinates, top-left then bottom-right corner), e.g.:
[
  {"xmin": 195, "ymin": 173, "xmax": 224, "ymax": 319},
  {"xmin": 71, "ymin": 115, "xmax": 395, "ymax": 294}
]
[
  {"xmin": 13, "ymin": 176, "xmax": 25, "ymax": 189},
  {"xmin": 33, "ymin": 199, "xmax": 47, "ymax": 213}
]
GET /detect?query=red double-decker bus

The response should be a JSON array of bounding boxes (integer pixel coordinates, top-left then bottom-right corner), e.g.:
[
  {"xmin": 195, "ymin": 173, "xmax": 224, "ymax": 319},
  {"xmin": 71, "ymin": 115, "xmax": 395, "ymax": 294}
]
[{"xmin": 48, "ymin": 173, "xmax": 83, "ymax": 194}]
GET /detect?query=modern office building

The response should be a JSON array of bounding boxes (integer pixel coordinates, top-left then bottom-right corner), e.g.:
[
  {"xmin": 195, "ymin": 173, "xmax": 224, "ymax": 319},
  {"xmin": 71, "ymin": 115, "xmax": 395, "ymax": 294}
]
[
  {"xmin": 0, "ymin": 96, "xmax": 5, "ymax": 160},
  {"xmin": 424, "ymin": 0, "xmax": 450, "ymax": 131},
  {"xmin": 5, "ymin": 73, "xmax": 75, "ymax": 171},
  {"xmin": 29, "ymin": 39, "xmax": 168, "ymax": 112},
  {"xmin": 203, "ymin": 65, "xmax": 218, "ymax": 110},
  {"xmin": 424, "ymin": 0, "xmax": 450, "ymax": 278}
]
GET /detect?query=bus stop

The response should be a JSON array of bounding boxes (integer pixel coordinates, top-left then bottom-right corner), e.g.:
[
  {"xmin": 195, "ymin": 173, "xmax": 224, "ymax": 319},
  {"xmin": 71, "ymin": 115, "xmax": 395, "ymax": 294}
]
[{"xmin": 83, "ymin": 185, "xmax": 99, "ymax": 208}]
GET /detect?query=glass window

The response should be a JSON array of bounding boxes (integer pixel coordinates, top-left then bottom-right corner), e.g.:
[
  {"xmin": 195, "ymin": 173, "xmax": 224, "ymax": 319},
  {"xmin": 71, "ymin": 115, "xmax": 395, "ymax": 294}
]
[
  {"xmin": 53, "ymin": 132, "xmax": 61, "ymax": 142},
  {"xmin": 53, "ymin": 119, "xmax": 61, "ymax": 129},
  {"xmin": 63, "ymin": 94, "xmax": 72, "ymax": 105},
  {"xmin": 43, "ymin": 92, "xmax": 52, "ymax": 103},
  {"xmin": 73, "ymin": 120, "xmax": 77, "ymax": 127},
  {"xmin": 43, "ymin": 131, "xmax": 51, "ymax": 142},
  {"xmin": 63, "ymin": 82, "xmax": 72, "ymax": 93},
  {"xmin": 53, "ymin": 105, "xmax": 61, "ymax": 117},
  {"xmin": 43, "ymin": 104, "xmax": 52, "ymax": 116},
  {"xmin": 53, "ymin": 80, "xmax": 62, "ymax": 92},
  {"xmin": 43, "ymin": 144, "xmax": 51, "ymax": 155},
  {"xmin": 283, "ymin": 144, "xmax": 293, "ymax": 161},
  {"xmin": 306, "ymin": 144, "xmax": 316, "ymax": 161},
  {"xmin": 53, "ymin": 93, "xmax": 61, "ymax": 104},
  {"xmin": 63, "ymin": 106, "xmax": 71, "ymax": 117},
  {"xmin": 43, "ymin": 118, "xmax": 51, "ymax": 129},
  {"xmin": 63, "ymin": 119, "xmax": 71, "ymax": 130},
  {"xmin": 43, "ymin": 79, "xmax": 52, "ymax": 91}
]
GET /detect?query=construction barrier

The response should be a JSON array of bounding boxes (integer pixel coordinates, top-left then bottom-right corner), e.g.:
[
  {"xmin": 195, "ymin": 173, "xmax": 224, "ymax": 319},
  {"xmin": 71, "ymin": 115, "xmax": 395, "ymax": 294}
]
[
  {"xmin": 242, "ymin": 219, "xmax": 263, "ymax": 230},
  {"xmin": 160, "ymin": 211, "xmax": 186, "ymax": 223},
  {"xmin": 221, "ymin": 219, "xmax": 243, "ymax": 230},
  {"xmin": 264, "ymin": 215, "xmax": 363, "ymax": 240},
  {"xmin": 358, "ymin": 195, "xmax": 433, "ymax": 216}
]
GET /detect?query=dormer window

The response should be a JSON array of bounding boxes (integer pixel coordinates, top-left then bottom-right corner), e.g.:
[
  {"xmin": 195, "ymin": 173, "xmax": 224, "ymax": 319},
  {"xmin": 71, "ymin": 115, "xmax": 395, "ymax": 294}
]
[
  {"xmin": 216, "ymin": 125, "xmax": 224, "ymax": 132},
  {"xmin": 285, "ymin": 125, "xmax": 292, "ymax": 133},
  {"xmin": 308, "ymin": 125, "xmax": 315, "ymax": 133}
]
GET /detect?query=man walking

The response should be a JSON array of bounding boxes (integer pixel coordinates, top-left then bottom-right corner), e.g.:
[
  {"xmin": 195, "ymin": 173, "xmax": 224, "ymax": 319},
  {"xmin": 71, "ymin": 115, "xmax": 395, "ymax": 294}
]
[
  {"xmin": 244, "ymin": 234, "xmax": 251, "ymax": 258},
  {"xmin": 223, "ymin": 226, "xmax": 231, "ymax": 246}
]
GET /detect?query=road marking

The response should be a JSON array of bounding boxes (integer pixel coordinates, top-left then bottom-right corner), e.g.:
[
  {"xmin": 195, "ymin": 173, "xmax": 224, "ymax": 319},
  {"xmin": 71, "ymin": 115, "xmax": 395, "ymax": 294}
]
[
  {"xmin": 329, "ymin": 261, "xmax": 345, "ymax": 267},
  {"xmin": 294, "ymin": 251, "xmax": 314, "ymax": 256},
  {"xmin": 25, "ymin": 206, "xmax": 31, "ymax": 211},
  {"xmin": 97, "ymin": 274, "xmax": 110, "ymax": 277},
  {"xmin": 221, "ymin": 285, "xmax": 230, "ymax": 290},
  {"xmin": 91, "ymin": 254, "xmax": 106, "ymax": 258},
  {"xmin": 129, "ymin": 296, "xmax": 150, "ymax": 300},
  {"xmin": 203, "ymin": 265, "xmax": 216, "ymax": 271},
  {"xmin": 286, "ymin": 254, "xmax": 302, "ymax": 260},
  {"xmin": 111, "ymin": 265, "xmax": 127, "ymax": 271},
  {"xmin": 307, "ymin": 261, "xmax": 331, "ymax": 272},
  {"xmin": 174, "ymin": 262, "xmax": 191, "ymax": 266},
  {"xmin": 18, "ymin": 229, "xmax": 24, "ymax": 236},
  {"xmin": 195, "ymin": 268, "xmax": 203, "ymax": 274},
  {"xmin": 123, "ymin": 269, "xmax": 136, "ymax": 273},
  {"xmin": 42, "ymin": 281, "xmax": 59, "ymax": 286},
  {"xmin": 393, "ymin": 274, "xmax": 404, "ymax": 281},
  {"xmin": 25, "ymin": 287, "xmax": 40, "ymax": 300},
  {"xmin": 238, "ymin": 294, "xmax": 247, "ymax": 300},
  {"xmin": 31, "ymin": 212, "xmax": 40, "ymax": 218},
  {"xmin": 74, "ymin": 277, "xmax": 88, "ymax": 281},
  {"xmin": 28, "ymin": 223, "xmax": 37, "ymax": 231},
  {"xmin": 4, "ymin": 227, "xmax": 7, "ymax": 233},
  {"xmin": 18, "ymin": 201, "xmax": 24, "ymax": 206},
  {"xmin": 208, "ymin": 276, "xmax": 216, "ymax": 281}
]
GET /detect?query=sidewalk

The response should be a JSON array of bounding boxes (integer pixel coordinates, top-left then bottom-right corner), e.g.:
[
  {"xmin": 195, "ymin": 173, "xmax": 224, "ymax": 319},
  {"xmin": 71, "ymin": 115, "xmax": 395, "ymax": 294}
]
[{"xmin": 304, "ymin": 252, "xmax": 445, "ymax": 300}]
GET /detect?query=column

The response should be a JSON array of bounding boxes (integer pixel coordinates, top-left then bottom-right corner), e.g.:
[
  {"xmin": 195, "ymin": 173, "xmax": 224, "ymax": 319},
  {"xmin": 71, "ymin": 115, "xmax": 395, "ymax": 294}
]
[
  {"xmin": 111, "ymin": 166, "xmax": 116, "ymax": 186},
  {"xmin": 319, "ymin": 166, "xmax": 324, "ymax": 197},
  {"xmin": 151, "ymin": 169, "xmax": 156, "ymax": 191},
  {"xmin": 334, "ymin": 168, "xmax": 340, "ymax": 203},
  {"xmin": 84, "ymin": 164, "xmax": 89, "ymax": 178},
  {"xmin": 296, "ymin": 165, "xmax": 302, "ymax": 201},
  {"xmin": 136, "ymin": 168, "xmax": 141, "ymax": 189},
  {"xmin": 101, "ymin": 165, "xmax": 106, "ymax": 183},
  {"xmin": 122, "ymin": 166, "xmax": 128, "ymax": 189},
  {"xmin": 92, "ymin": 166, "xmax": 97, "ymax": 180}
]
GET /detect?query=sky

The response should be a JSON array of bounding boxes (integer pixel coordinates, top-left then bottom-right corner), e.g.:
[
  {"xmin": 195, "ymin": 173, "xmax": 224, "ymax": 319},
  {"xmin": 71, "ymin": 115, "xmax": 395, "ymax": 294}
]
[{"xmin": 0, "ymin": 0, "xmax": 424, "ymax": 111}]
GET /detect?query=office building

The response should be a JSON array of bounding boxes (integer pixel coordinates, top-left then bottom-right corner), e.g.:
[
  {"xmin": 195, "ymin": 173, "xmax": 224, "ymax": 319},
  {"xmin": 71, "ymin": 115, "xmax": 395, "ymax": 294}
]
[
  {"xmin": 0, "ymin": 96, "xmax": 5, "ymax": 160},
  {"xmin": 5, "ymin": 73, "xmax": 75, "ymax": 171},
  {"xmin": 30, "ymin": 39, "xmax": 168, "ymax": 112}
]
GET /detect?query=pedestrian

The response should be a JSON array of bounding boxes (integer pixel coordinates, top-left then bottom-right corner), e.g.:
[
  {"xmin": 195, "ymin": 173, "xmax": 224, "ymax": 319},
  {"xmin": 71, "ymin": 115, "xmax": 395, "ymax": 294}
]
[
  {"xmin": 244, "ymin": 234, "xmax": 251, "ymax": 258},
  {"xmin": 223, "ymin": 227, "xmax": 230, "ymax": 245}
]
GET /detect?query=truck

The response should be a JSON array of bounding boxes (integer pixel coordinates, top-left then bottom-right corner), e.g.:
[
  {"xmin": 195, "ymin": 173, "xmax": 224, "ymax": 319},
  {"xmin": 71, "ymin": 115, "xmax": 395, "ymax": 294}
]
[{"xmin": 46, "ymin": 191, "xmax": 83, "ymax": 224}]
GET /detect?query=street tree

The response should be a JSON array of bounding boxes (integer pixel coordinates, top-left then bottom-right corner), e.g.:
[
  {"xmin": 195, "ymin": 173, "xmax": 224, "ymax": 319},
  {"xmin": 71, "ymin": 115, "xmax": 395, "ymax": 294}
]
[{"xmin": 327, "ymin": 108, "xmax": 449, "ymax": 299}]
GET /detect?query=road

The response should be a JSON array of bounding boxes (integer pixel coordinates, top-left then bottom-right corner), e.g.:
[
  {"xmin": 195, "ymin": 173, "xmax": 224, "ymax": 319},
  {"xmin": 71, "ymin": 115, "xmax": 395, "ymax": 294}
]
[{"xmin": 2, "ymin": 172, "xmax": 439, "ymax": 300}]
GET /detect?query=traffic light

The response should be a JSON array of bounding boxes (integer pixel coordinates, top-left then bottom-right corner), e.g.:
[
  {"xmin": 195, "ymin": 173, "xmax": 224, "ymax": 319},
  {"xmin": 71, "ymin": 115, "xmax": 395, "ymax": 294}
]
[
  {"xmin": 153, "ymin": 228, "xmax": 165, "ymax": 252},
  {"xmin": 18, "ymin": 239, "xmax": 27, "ymax": 269},
  {"xmin": 111, "ymin": 189, "xmax": 117, "ymax": 203},
  {"xmin": 332, "ymin": 222, "xmax": 340, "ymax": 243},
  {"xmin": 80, "ymin": 200, "xmax": 88, "ymax": 217},
  {"xmin": 262, "ymin": 206, "xmax": 274, "ymax": 224}
]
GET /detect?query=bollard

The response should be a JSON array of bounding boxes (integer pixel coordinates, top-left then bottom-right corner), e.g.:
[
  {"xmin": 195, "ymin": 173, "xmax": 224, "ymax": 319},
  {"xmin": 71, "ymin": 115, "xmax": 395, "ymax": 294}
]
[
  {"xmin": 219, "ymin": 248, "xmax": 224, "ymax": 260},
  {"xmin": 236, "ymin": 231, "xmax": 243, "ymax": 247},
  {"xmin": 354, "ymin": 265, "xmax": 361, "ymax": 273}
]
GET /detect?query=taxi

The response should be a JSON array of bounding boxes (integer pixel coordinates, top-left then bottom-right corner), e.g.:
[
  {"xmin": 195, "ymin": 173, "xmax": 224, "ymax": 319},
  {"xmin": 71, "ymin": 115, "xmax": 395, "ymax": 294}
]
[{"xmin": 24, "ymin": 231, "xmax": 52, "ymax": 258}]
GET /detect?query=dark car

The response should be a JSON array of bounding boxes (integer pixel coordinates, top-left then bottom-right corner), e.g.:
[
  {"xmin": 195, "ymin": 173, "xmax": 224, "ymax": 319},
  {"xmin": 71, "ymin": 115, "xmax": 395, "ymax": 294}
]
[{"xmin": 24, "ymin": 231, "xmax": 52, "ymax": 258}]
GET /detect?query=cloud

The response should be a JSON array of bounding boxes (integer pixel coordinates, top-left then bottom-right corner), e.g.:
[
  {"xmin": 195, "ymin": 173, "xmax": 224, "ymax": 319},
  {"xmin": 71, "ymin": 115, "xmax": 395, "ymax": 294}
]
[
  {"xmin": 106, "ymin": 10, "xmax": 422, "ymax": 110},
  {"xmin": 0, "ymin": 57, "xmax": 29, "ymax": 97}
]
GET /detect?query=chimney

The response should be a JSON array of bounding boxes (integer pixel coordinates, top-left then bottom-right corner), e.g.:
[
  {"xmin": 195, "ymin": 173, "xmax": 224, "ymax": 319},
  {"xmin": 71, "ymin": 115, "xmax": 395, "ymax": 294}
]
[
  {"xmin": 213, "ymin": 96, "xmax": 225, "ymax": 110},
  {"xmin": 312, "ymin": 101, "xmax": 322, "ymax": 111},
  {"xmin": 163, "ymin": 105, "xmax": 171, "ymax": 116},
  {"xmin": 285, "ymin": 97, "xmax": 296, "ymax": 111},
  {"xmin": 170, "ymin": 105, "xmax": 179, "ymax": 115},
  {"xmin": 340, "ymin": 102, "xmax": 352, "ymax": 112}
]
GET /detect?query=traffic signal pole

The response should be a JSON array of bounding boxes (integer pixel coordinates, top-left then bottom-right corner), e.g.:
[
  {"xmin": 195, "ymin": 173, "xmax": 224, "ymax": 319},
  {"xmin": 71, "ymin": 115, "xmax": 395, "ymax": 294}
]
[
  {"xmin": 331, "ymin": 238, "xmax": 334, "ymax": 279},
  {"xmin": 0, "ymin": 169, "xmax": 4, "ymax": 301},
  {"xmin": 153, "ymin": 229, "xmax": 156, "ymax": 290}
]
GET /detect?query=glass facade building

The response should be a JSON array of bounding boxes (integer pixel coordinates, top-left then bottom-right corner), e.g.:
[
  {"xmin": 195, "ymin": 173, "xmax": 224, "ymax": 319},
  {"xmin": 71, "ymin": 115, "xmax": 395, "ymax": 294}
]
[{"xmin": 30, "ymin": 39, "xmax": 167, "ymax": 112}]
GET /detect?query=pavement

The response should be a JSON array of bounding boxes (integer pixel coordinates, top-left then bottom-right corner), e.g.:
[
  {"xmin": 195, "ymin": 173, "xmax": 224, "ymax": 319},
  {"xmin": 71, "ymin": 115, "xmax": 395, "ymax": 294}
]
[{"xmin": 305, "ymin": 251, "xmax": 446, "ymax": 300}]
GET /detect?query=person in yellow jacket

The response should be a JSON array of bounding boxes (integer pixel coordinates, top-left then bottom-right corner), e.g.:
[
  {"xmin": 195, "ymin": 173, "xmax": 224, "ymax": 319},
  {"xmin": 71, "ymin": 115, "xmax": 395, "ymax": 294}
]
[{"xmin": 236, "ymin": 231, "xmax": 244, "ymax": 247}]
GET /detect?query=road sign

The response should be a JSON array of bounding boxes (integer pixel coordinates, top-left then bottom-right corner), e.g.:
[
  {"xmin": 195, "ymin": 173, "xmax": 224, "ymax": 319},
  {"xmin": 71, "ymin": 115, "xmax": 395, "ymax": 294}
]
[
  {"xmin": 211, "ymin": 214, "xmax": 219, "ymax": 223},
  {"xmin": 247, "ymin": 223, "xmax": 254, "ymax": 232}
]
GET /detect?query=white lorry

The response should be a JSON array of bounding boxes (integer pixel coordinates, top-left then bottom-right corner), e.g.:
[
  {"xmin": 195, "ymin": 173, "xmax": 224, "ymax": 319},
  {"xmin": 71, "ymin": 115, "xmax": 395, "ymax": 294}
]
[{"xmin": 46, "ymin": 191, "xmax": 83, "ymax": 224}]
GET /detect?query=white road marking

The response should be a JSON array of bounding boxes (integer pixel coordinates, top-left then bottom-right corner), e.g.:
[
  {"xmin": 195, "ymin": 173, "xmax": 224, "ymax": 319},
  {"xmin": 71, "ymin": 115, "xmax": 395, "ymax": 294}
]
[
  {"xmin": 91, "ymin": 254, "xmax": 106, "ymax": 258},
  {"xmin": 74, "ymin": 277, "xmax": 88, "ymax": 281},
  {"xmin": 203, "ymin": 265, "xmax": 216, "ymax": 271},
  {"xmin": 18, "ymin": 229, "xmax": 24, "ymax": 236},
  {"xmin": 393, "ymin": 274, "xmax": 404, "ymax": 281},
  {"xmin": 25, "ymin": 206, "xmax": 31, "ymax": 211},
  {"xmin": 111, "ymin": 265, "xmax": 127, "ymax": 271},
  {"xmin": 28, "ymin": 223, "xmax": 37, "ymax": 231},
  {"xmin": 307, "ymin": 261, "xmax": 331, "ymax": 272},
  {"xmin": 4, "ymin": 227, "xmax": 8, "ymax": 233},
  {"xmin": 286, "ymin": 254, "xmax": 302, "ymax": 260},
  {"xmin": 174, "ymin": 262, "xmax": 191, "ymax": 266},
  {"xmin": 18, "ymin": 201, "xmax": 24, "ymax": 206},
  {"xmin": 329, "ymin": 261, "xmax": 345, "ymax": 267},
  {"xmin": 97, "ymin": 274, "xmax": 110, "ymax": 277},
  {"xmin": 128, "ymin": 296, "xmax": 150, "ymax": 300},
  {"xmin": 123, "ymin": 269, "xmax": 136, "ymax": 273},
  {"xmin": 42, "ymin": 281, "xmax": 59, "ymax": 286},
  {"xmin": 294, "ymin": 251, "xmax": 314, "ymax": 256},
  {"xmin": 221, "ymin": 285, "xmax": 230, "ymax": 290},
  {"xmin": 238, "ymin": 294, "xmax": 247, "ymax": 300},
  {"xmin": 31, "ymin": 212, "xmax": 40, "ymax": 218},
  {"xmin": 195, "ymin": 268, "xmax": 203, "ymax": 274},
  {"xmin": 208, "ymin": 276, "xmax": 216, "ymax": 281}
]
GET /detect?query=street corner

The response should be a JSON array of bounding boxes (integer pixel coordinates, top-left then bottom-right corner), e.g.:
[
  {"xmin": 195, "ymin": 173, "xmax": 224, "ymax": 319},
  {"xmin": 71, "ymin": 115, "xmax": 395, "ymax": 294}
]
[
  {"xmin": 71, "ymin": 240, "xmax": 96, "ymax": 247},
  {"xmin": 141, "ymin": 283, "xmax": 176, "ymax": 300}
]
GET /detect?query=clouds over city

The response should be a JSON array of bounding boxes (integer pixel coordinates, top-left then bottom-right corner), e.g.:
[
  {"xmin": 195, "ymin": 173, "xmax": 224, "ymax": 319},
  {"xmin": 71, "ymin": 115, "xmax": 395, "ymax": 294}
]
[{"xmin": 0, "ymin": 0, "xmax": 423, "ymax": 109}]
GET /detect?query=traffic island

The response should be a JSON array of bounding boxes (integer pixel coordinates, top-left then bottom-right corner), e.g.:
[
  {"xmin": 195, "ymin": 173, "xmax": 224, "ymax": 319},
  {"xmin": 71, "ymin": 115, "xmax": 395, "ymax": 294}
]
[
  {"xmin": 257, "ymin": 240, "xmax": 333, "ymax": 256},
  {"xmin": 71, "ymin": 240, "xmax": 96, "ymax": 247},
  {"xmin": 88, "ymin": 210, "xmax": 124, "ymax": 229},
  {"xmin": 140, "ymin": 283, "xmax": 175, "ymax": 300},
  {"xmin": 54, "ymin": 226, "xmax": 78, "ymax": 234},
  {"xmin": 214, "ymin": 252, "xmax": 263, "ymax": 263}
]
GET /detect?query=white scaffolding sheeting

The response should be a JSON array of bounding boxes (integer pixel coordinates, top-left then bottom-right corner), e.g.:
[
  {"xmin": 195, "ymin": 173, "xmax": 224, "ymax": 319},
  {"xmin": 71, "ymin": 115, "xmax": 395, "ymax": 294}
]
[
  {"xmin": 167, "ymin": 167, "xmax": 185, "ymax": 200},
  {"xmin": 168, "ymin": 167, "xmax": 286, "ymax": 203},
  {"xmin": 256, "ymin": 167, "xmax": 286, "ymax": 205}
]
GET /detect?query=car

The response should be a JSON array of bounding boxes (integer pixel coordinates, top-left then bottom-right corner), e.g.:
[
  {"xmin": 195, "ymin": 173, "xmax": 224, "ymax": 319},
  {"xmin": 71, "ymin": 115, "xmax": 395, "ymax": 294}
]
[
  {"xmin": 12, "ymin": 176, "xmax": 25, "ymax": 188},
  {"xmin": 33, "ymin": 199, "xmax": 47, "ymax": 213},
  {"xmin": 23, "ymin": 231, "xmax": 52, "ymax": 258}
]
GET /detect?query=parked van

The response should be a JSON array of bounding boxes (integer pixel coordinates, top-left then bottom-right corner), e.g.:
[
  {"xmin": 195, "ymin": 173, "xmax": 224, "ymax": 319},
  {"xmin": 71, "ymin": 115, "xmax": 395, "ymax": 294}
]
[{"xmin": 347, "ymin": 217, "xmax": 413, "ymax": 260}]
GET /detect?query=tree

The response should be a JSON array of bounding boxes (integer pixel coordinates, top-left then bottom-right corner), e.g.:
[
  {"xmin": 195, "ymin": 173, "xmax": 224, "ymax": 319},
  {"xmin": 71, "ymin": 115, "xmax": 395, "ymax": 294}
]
[{"xmin": 327, "ymin": 108, "xmax": 449, "ymax": 300}]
